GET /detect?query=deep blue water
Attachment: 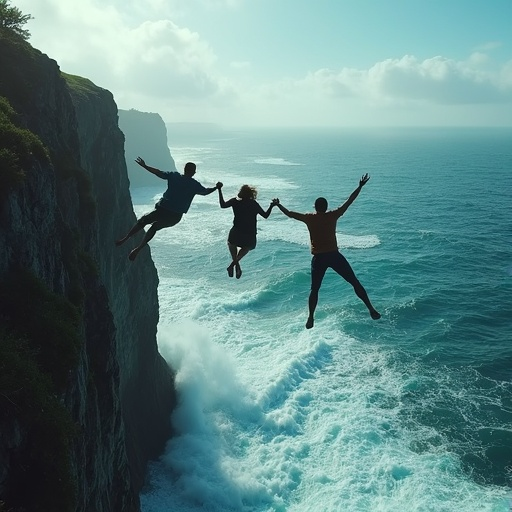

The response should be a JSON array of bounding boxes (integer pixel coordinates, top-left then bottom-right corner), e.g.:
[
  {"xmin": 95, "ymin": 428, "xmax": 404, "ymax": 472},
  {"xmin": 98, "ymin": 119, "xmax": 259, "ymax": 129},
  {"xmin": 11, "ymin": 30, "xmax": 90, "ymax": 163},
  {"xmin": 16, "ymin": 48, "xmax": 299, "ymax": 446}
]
[{"xmin": 135, "ymin": 127, "xmax": 512, "ymax": 511}]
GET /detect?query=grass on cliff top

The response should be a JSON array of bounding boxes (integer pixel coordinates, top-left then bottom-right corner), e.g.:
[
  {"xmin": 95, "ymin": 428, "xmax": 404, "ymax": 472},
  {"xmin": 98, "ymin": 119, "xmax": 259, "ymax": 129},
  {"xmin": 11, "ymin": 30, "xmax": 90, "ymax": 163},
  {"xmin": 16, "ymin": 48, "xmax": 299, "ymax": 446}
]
[
  {"xmin": 0, "ymin": 95, "xmax": 48, "ymax": 198},
  {"xmin": 0, "ymin": 28, "xmax": 42, "ymax": 103},
  {"xmin": 62, "ymin": 72, "xmax": 102, "ymax": 100}
]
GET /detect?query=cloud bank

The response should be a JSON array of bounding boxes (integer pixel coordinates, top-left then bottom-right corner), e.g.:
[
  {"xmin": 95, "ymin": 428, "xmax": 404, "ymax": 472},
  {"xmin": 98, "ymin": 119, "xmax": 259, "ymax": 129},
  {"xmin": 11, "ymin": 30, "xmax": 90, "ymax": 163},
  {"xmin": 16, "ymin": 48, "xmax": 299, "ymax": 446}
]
[{"xmin": 18, "ymin": 0, "xmax": 512, "ymax": 126}]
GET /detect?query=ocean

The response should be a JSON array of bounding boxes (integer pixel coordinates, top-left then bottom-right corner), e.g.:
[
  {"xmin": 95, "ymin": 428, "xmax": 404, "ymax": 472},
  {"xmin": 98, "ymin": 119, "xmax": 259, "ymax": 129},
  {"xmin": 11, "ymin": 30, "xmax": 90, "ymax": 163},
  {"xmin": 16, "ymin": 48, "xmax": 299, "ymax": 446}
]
[{"xmin": 136, "ymin": 127, "xmax": 512, "ymax": 512}]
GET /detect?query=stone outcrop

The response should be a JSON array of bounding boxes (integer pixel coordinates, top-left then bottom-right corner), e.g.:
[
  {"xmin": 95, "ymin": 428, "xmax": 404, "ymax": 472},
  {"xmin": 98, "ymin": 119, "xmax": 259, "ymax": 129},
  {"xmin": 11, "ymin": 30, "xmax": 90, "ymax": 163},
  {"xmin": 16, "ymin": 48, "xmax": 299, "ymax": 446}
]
[
  {"xmin": 118, "ymin": 109, "xmax": 176, "ymax": 188},
  {"xmin": 0, "ymin": 31, "xmax": 175, "ymax": 512}
]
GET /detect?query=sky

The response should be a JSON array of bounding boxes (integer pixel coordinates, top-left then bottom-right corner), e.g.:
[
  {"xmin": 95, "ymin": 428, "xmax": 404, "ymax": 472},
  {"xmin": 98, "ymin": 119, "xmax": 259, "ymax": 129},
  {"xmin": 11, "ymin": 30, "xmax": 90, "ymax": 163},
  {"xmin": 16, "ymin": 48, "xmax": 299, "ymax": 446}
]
[{"xmin": 14, "ymin": 0, "xmax": 512, "ymax": 127}]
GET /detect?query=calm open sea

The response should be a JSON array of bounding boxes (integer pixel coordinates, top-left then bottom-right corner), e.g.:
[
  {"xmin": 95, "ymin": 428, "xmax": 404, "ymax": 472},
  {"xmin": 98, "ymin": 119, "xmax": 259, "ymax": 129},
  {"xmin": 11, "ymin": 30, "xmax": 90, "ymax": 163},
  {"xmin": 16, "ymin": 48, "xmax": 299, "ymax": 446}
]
[{"xmin": 136, "ymin": 127, "xmax": 512, "ymax": 512}]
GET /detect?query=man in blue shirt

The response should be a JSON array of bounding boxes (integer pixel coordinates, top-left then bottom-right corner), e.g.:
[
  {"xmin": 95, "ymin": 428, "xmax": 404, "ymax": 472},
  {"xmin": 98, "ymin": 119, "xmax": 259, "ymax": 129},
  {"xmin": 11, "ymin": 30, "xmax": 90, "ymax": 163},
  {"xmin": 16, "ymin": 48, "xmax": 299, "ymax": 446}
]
[{"xmin": 116, "ymin": 156, "xmax": 220, "ymax": 261}]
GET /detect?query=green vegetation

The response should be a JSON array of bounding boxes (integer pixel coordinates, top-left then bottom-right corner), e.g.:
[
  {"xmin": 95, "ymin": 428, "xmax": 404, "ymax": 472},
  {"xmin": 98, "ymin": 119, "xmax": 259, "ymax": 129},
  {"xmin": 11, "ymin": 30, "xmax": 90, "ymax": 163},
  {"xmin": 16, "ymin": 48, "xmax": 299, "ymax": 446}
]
[
  {"xmin": 62, "ymin": 72, "xmax": 102, "ymax": 101},
  {"xmin": 0, "ymin": 10, "xmax": 109, "ymax": 511},
  {"xmin": 0, "ymin": 269, "xmax": 81, "ymax": 511},
  {"xmin": 0, "ymin": 0, "xmax": 32, "ymax": 40},
  {"xmin": 0, "ymin": 25, "xmax": 47, "ymax": 111},
  {"xmin": 0, "ymin": 96, "xmax": 48, "ymax": 198},
  {"xmin": 0, "ymin": 269, "xmax": 81, "ymax": 390}
]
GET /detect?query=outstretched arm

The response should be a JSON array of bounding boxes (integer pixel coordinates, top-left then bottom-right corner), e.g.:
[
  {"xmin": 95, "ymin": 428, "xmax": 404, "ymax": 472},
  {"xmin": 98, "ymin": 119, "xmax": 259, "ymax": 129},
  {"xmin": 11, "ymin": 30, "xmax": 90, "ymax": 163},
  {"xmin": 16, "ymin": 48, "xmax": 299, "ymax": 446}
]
[
  {"xmin": 335, "ymin": 173, "xmax": 370, "ymax": 217},
  {"xmin": 197, "ymin": 181, "xmax": 222, "ymax": 196},
  {"xmin": 258, "ymin": 201, "xmax": 276, "ymax": 219},
  {"xmin": 205, "ymin": 184, "xmax": 220, "ymax": 195},
  {"xmin": 135, "ymin": 156, "xmax": 168, "ymax": 180},
  {"xmin": 272, "ymin": 198, "xmax": 304, "ymax": 221},
  {"xmin": 216, "ymin": 182, "xmax": 229, "ymax": 208}
]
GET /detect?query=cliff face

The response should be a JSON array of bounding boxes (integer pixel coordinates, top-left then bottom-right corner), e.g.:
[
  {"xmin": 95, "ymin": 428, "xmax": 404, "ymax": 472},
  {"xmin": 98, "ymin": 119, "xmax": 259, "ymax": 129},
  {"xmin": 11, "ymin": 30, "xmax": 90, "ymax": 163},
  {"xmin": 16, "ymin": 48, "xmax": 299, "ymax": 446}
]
[
  {"xmin": 0, "ymin": 32, "xmax": 175, "ymax": 512},
  {"xmin": 118, "ymin": 109, "xmax": 176, "ymax": 188}
]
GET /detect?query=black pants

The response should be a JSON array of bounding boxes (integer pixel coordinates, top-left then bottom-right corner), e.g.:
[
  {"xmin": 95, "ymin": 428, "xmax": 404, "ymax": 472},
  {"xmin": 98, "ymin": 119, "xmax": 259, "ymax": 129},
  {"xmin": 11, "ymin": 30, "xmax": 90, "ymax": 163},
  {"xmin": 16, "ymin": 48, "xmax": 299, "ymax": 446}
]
[{"xmin": 310, "ymin": 251, "xmax": 358, "ymax": 292}]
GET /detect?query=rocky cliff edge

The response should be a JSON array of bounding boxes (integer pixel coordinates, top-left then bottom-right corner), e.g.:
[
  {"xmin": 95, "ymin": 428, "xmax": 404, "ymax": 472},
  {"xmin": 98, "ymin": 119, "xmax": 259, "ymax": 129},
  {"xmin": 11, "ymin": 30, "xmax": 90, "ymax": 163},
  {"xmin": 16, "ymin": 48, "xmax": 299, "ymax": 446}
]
[{"xmin": 0, "ymin": 30, "xmax": 175, "ymax": 512}]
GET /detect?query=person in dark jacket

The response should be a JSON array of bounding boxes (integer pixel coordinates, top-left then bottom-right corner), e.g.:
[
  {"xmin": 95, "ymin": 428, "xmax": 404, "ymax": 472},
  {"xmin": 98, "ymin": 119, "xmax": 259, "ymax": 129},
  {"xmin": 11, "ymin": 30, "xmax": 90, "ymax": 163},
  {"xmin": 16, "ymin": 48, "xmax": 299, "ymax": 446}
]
[
  {"xmin": 217, "ymin": 183, "xmax": 276, "ymax": 279},
  {"xmin": 116, "ymin": 156, "xmax": 219, "ymax": 261}
]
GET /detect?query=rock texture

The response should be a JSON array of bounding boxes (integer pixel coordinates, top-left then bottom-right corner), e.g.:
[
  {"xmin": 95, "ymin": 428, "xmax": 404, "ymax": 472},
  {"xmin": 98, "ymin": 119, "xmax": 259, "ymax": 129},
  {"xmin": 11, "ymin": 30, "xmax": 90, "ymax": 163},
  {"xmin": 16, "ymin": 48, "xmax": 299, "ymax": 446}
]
[
  {"xmin": 0, "ymin": 32, "xmax": 175, "ymax": 512},
  {"xmin": 118, "ymin": 109, "xmax": 176, "ymax": 188}
]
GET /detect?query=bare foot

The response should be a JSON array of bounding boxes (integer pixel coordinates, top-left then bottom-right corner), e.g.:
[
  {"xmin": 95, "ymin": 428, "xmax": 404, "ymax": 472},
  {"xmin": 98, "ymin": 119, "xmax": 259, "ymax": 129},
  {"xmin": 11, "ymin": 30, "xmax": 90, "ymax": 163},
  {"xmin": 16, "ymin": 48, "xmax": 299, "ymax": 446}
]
[
  {"xmin": 235, "ymin": 264, "xmax": 242, "ymax": 279},
  {"xmin": 370, "ymin": 310, "xmax": 381, "ymax": 320},
  {"xmin": 306, "ymin": 316, "xmax": 314, "ymax": 329},
  {"xmin": 227, "ymin": 264, "xmax": 234, "ymax": 277},
  {"xmin": 115, "ymin": 238, "xmax": 126, "ymax": 246},
  {"xmin": 128, "ymin": 248, "xmax": 139, "ymax": 261}
]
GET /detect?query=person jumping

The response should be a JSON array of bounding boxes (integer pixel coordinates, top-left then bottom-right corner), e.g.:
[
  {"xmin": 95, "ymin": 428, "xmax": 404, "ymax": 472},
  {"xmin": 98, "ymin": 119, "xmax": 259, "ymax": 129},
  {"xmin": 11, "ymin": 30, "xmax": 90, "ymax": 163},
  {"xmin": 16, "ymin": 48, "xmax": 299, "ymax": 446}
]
[
  {"xmin": 273, "ymin": 174, "xmax": 381, "ymax": 328},
  {"xmin": 116, "ymin": 157, "xmax": 220, "ymax": 261}
]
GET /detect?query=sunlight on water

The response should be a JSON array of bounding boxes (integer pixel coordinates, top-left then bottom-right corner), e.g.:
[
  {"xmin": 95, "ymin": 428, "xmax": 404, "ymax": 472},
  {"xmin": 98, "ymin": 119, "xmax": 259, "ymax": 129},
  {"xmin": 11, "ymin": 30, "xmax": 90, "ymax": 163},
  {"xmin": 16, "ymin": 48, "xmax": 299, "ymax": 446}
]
[
  {"xmin": 139, "ymin": 128, "xmax": 512, "ymax": 512},
  {"xmin": 142, "ymin": 315, "xmax": 510, "ymax": 512}
]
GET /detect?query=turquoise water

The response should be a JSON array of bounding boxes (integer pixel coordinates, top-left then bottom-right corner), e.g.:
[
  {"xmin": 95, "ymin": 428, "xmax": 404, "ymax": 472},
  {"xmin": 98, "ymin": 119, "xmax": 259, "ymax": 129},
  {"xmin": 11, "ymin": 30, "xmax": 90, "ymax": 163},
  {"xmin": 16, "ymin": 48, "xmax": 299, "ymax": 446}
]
[{"xmin": 137, "ymin": 127, "xmax": 512, "ymax": 511}]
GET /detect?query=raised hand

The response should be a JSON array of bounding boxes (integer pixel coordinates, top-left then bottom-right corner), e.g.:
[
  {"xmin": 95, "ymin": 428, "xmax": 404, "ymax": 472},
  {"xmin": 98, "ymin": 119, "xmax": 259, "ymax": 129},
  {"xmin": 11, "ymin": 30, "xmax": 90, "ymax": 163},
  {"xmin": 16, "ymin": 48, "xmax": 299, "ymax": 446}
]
[
  {"xmin": 216, "ymin": 182, "xmax": 223, "ymax": 189},
  {"xmin": 271, "ymin": 198, "xmax": 280, "ymax": 206},
  {"xmin": 359, "ymin": 173, "xmax": 370, "ymax": 187},
  {"xmin": 135, "ymin": 156, "xmax": 146, "ymax": 168}
]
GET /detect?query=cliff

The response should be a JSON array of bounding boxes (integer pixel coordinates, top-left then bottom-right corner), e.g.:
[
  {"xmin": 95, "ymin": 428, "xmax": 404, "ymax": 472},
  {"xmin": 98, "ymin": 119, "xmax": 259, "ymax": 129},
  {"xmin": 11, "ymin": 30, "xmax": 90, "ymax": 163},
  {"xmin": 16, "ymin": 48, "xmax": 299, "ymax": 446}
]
[
  {"xmin": 0, "ymin": 30, "xmax": 175, "ymax": 512},
  {"xmin": 118, "ymin": 109, "xmax": 176, "ymax": 188}
]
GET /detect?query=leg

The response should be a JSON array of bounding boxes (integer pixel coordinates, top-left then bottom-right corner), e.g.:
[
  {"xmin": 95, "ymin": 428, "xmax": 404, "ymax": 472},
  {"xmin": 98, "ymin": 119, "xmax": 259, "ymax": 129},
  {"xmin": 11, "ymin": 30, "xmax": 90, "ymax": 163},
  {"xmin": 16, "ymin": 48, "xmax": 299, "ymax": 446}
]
[
  {"xmin": 306, "ymin": 289, "xmax": 319, "ymax": 329},
  {"xmin": 129, "ymin": 224, "xmax": 159, "ymax": 261},
  {"xmin": 352, "ymin": 281, "xmax": 381, "ymax": 320},
  {"xmin": 234, "ymin": 247, "xmax": 251, "ymax": 279},
  {"xmin": 227, "ymin": 242, "xmax": 238, "ymax": 277},
  {"xmin": 307, "ymin": 255, "xmax": 328, "ymax": 329},
  {"xmin": 332, "ymin": 253, "xmax": 381, "ymax": 319},
  {"xmin": 116, "ymin": 209, "xmax": 157, "ymax": 246},
  {"xmin": 226, "ymin": 242, "xmax": 252, "ymax": 279},
  {"xmin": 227, "ymin": 227, "xmax": 257, "ymax": 279},
  {"xmin": 126, "ymin": 210, "xmax": 182, "ymax": 261},
  {"xmin": 236, "ymin": 246, "xmax": 251, "ymax": 262},
  {"xmin": 116, "ymin": 220, "xmax": 144, "ymax": 246}
]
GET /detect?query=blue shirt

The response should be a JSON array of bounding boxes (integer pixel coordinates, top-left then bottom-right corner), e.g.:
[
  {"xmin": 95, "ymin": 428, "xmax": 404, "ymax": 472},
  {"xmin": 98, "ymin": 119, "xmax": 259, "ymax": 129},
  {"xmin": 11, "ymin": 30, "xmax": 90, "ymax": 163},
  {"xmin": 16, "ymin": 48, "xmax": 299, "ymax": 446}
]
[{"xmin": 156, "ymin": 172, "xmax": 210, "ymax": 214}]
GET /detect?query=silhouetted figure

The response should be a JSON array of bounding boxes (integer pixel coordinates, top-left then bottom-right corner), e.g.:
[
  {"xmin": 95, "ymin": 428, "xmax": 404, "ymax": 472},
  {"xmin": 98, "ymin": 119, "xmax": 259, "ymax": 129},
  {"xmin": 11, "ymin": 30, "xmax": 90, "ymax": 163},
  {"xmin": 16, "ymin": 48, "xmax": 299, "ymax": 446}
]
[
  {"xmin": 217, "ymin": 183, "xmax": 276, "ymax": 279},
  {"xmin": 273, "ymin": 174, "xmax": 380, "ymax": 328},
  {"xmin": 116, "ymin": 157, "xmax": 219, "ymax": 261}
]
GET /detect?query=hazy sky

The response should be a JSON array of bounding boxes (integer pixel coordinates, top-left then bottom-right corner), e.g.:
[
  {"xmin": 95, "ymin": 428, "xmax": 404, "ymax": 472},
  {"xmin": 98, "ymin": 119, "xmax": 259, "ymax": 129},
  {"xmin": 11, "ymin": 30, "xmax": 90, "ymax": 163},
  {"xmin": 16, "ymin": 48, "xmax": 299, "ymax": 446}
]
[{"xmin": 15, "ymin": 0, "xmax": 512, "ymax": 127}]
